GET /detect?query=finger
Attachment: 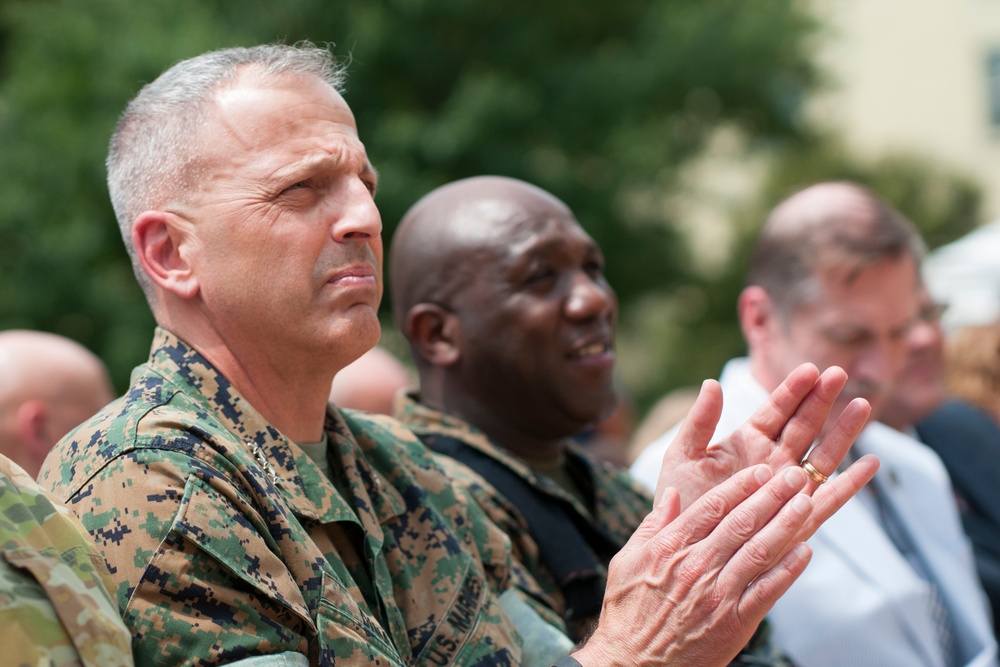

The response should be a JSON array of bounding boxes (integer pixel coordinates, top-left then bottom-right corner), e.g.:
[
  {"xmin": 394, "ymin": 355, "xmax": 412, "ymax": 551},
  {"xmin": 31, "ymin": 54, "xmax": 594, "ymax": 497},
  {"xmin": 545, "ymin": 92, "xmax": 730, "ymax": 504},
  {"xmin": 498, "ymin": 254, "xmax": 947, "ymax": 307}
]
[
  {"xmin": 739, "ymin": 541, "xmax": 813, "ymax": 625},
  {"xmin": 655, "ymin": 465, "xmax": 773, "ymax": 556},
  {"xmin": 668, "ymin": 379, "xmax": 722, "ymax": 458},
  {"xmin": 799, "ymin": 397, "xmax": 872, "ymax": 490},
  {"xmin": 799, "ymin": 453, "xmax": 880, "ymax": 540},
  {"xmin": 714, "ymin": 467, "xmax": 813, "ymax": 591},
  {"xmin": 619, "ymin": 487, "xmax": 682, "ymax": 557},
  {"xmin": 742, "ymin": 363, "xmax": 822, "ymax": 445},
  {"xmin": 653, "ymin": 378, "xmax": 721, "ymax": 508},
  {"xmin": 767, "ymin": 366, "xmax": 849, "ymax": 464}
]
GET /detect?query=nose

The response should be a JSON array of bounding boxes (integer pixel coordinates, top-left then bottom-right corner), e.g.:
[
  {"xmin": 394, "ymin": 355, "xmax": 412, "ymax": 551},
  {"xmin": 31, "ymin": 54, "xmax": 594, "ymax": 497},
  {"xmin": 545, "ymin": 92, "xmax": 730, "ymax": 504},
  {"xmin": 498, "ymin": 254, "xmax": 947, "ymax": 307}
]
[
  {"xmin": 330, "ymin": 179, "xmax": 382, "ymax": 243},
  {"xmin": 565, "ymin": 273, "xmax": 616, "ymax": 321},
  {"xmin": 907, "ymin": 318, "xmax": 943, "ymax": 354}
]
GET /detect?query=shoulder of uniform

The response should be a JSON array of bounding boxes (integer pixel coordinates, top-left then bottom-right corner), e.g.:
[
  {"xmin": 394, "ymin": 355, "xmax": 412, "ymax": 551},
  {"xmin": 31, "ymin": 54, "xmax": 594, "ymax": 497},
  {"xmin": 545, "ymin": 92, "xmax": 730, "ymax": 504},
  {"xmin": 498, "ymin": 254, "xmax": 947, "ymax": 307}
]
[
  {"xmin": 39, "ymin": 372, "xmax": 236, "ymax": 500},
  {"xmin": 334, "ymin": 407, "xmax": 431, "ymax": 465}
]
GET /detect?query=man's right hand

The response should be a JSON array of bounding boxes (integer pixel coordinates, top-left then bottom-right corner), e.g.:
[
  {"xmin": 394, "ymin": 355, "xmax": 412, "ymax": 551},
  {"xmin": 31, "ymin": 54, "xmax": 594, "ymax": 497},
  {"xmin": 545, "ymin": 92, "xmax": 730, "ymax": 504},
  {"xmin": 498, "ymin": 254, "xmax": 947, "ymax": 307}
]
[{"xmin": 571, "ymin": 464, "xmax": 819, "ymax": 667}]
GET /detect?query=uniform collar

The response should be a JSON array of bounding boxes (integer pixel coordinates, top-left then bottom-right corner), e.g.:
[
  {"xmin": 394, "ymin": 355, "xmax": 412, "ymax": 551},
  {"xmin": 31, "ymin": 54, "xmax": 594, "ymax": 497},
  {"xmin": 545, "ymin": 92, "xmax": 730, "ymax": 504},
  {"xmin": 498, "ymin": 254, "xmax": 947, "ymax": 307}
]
[
  {"xmin": 147, "ymin": 328, "xmax": 406, "ymax": 530},
  {"xmin": 395, "ymin": 391, "xmax": 594, "ymax": 511}
]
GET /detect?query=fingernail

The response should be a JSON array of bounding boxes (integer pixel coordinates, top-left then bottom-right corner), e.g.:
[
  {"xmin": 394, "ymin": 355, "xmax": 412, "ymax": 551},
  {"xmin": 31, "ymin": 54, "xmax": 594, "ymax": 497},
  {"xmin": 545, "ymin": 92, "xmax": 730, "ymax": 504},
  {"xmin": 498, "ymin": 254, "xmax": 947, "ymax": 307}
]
[
  {"xmin": 754, "ymin": 465, "xmax": 771, "ymax": 484},
  {"xmin": 791, "ymin": 494, "xmax": 812, "ymax": 513},
  {"xmin": 784, "ymin": 466, "xmax": 806, "ymax": 488}
]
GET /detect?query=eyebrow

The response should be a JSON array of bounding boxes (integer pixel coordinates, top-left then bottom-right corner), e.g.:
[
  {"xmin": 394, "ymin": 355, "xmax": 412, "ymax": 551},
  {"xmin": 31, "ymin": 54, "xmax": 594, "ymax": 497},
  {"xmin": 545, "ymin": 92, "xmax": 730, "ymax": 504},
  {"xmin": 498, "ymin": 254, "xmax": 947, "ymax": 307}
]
[
  {"xmin": 277, "ymin": 144, "xmax": 377, "ymax": 185},
  {"xmin": 513, "ymin": 233, "xmax": 601, "ymax": 258}
]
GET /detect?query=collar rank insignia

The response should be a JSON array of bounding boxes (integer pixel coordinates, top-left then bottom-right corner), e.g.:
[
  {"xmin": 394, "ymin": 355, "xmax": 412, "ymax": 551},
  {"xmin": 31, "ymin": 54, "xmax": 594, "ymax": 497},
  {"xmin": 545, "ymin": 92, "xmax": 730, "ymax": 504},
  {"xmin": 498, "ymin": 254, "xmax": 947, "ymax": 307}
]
[{"xmin": 245, "ymin": 440, "xmax": 281, "ymax": 486}]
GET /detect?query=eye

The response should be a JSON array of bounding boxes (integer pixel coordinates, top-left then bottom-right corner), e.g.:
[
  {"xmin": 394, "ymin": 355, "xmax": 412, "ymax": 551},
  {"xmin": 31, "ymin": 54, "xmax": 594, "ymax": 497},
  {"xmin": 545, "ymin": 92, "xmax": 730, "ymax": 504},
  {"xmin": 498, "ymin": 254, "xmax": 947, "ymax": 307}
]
[
  {"xmin": 584, "ymin": 258, "xmax": 605, "ymax": 277},
  {"xmin": 525, "ymin": 266, "xmax": 555, "ymax": 285},
  {"xmin": 825, "ymin": 330, "xmax": 870, "ymax": 348},
  {"xmin": 283, "ymin": 180, "xmax": 311, "ymax": 193},
  {"xmin": 889, "ymin": 325, "xmax": 912, "ymax": 343},
  {"xmin": 362, "ymin": 177, "xmax": 377, "ymax": 196}
]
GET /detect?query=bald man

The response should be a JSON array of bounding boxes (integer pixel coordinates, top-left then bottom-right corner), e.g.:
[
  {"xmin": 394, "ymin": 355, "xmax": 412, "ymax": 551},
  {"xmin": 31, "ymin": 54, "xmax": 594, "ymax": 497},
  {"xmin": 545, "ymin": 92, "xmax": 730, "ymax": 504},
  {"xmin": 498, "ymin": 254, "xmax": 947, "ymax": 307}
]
[
  {"xmin": 389, "ymin": 175, "xmax": 877, "ymax": 662},
  {"xmin": 389, "ymin": 175, "xmax": 654, "ymax": 646},
  {"xmin": 0, "ymin": 331, "xmax": 113, "ymax": 477},
  {"xmin": 633, "ymin": 182, "xmax": 998, "ymax": 667}
]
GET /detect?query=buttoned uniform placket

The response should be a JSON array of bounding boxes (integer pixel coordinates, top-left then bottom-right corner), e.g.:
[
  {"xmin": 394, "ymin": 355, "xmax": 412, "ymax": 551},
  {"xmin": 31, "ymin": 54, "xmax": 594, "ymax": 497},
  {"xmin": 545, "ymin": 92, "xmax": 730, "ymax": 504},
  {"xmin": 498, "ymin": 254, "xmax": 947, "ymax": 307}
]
[{"xmin": 239, "ymin": 417, "xmax": 411, "ymax": 659}]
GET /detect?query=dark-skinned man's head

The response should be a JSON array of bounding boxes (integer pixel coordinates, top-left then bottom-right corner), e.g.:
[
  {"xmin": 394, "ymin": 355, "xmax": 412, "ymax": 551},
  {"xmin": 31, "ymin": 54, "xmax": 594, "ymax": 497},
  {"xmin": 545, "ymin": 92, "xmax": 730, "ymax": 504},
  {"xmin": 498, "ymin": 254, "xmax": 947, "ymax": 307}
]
[{"xmin": 390, "ymin": 176, "xmax": 617, "ymax": 451}]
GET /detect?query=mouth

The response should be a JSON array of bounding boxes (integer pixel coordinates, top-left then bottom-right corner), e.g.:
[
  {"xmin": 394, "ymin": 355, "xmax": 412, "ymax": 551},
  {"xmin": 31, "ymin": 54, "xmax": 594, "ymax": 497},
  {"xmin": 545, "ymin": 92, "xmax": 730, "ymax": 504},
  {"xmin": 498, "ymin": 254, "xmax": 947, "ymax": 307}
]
[
  {"xmin": 567, "ymin": 336, "xmax": 614, "ymax": 361},
  {"xmin": 574, "ymin": 342, "xmax": 609, "ymax": 358},
  {"xmin": 326, "ymin": 264, "xmax": 377, "ymax": 286}
]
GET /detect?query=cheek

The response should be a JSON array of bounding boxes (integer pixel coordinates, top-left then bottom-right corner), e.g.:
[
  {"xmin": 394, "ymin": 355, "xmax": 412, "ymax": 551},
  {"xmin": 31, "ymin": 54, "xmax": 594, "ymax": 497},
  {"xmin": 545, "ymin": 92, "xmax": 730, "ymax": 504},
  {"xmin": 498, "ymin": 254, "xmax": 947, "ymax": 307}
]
[
  {"xmin": 813, "ymin": 347, "xmax": 864, "ymax": 376},
  {"xmin": 772, "ymin": 333, "xmax": 820, "ymax": 374}
]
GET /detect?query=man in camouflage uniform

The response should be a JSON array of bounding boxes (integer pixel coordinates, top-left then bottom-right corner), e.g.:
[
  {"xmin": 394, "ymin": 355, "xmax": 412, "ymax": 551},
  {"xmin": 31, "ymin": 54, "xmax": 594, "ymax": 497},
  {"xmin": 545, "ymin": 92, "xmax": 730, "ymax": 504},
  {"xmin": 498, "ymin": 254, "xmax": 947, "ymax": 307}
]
[
  {"xmin": 38, "ymin": 44, "xmax": 531, "ymax": 667},
  {"xmin": 0, "ymin": 454, "xmax": 133, "ymax": 666},
  {"xmin": 390, "ymin": 175, "xmax": 792, "ymax": 663},
  {"xmin": 39, "ymin": 43, "xmax": 879, "ymax": 666}
]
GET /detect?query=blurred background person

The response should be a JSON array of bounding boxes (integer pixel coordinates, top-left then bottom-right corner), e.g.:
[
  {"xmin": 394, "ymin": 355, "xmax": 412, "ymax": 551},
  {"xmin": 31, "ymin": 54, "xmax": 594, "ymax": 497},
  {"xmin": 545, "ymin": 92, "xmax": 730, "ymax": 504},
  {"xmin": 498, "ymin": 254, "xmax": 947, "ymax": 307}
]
[
  {"xmin": 328, "ymin": 344, "xmax": 413, "ymax": 415},
  {"xmin": 944, "ymin": 322, "xmax": 1000, "ymax": 426},
  {"xmin": 882, "ymin": 299, "xmax": 1000, "ymax": 640},
  {"xmin": 0, "ymin": 330, "xmax": 114, "ymax": 477},
  {"xmin": 632, "ymin": 181, "xmax": 998, "ymax": 667}
]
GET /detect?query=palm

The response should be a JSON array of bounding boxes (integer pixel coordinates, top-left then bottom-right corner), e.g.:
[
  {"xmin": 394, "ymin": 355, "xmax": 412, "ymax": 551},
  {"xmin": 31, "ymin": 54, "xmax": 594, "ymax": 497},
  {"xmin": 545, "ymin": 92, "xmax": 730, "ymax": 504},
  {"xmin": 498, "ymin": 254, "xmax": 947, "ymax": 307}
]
[{"xmin": 654, "ymin": 364, "xmax": 872, "ymax": 512}]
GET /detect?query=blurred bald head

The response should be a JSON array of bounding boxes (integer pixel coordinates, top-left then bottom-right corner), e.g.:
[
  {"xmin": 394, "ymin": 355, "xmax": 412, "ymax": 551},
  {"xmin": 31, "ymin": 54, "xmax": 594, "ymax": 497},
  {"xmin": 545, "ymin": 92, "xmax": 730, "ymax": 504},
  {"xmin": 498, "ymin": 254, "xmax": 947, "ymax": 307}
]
[
  {"xmin": 0, "ymin": 330, "xmax": 114, "ymax": 476},
  {"xmin": 329, "ymin": 345, "xmax": 412, "ymax": 415},
  {"xmin": 747, "ymin": 181, "xmax": 926, "ymax": 319}
]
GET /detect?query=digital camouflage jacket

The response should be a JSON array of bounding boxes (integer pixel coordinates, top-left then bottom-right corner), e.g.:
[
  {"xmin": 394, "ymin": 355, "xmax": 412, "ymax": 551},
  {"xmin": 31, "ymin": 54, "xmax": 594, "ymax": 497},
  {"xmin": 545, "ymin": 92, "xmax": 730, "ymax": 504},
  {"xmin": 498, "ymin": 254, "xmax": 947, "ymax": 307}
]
[
  {"xmin": 38, "ymin": 328, "xmax": 522, "ymax": 666},
  {"xmin": 394, "ymin": 392, "xmax": 651, "ymax": 641},
  {"xmin": 0, "ymin": 454, "xmax": 133, "ymax": 666}
]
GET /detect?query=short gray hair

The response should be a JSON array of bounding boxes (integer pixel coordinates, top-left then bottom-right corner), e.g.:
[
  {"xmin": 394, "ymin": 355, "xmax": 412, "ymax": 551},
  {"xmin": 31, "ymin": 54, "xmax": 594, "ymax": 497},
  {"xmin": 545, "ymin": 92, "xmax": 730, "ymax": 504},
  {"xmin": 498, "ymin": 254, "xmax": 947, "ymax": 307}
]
[
  {"xmin": 747, "ymin": 181, "xmax": 926, "ymax": 319},
  {"xmin": 107, "ymin": 42, "xmax": 347, "ymax": 299}
]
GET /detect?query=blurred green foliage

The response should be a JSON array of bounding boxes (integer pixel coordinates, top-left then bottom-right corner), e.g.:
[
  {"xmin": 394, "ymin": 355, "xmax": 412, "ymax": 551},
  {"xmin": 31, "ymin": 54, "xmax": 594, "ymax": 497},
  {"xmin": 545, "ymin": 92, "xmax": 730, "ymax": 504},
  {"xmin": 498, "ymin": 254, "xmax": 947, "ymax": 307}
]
[{"xmin": 0, "ymin": 0, "xmax": 984, "ymax": 418}]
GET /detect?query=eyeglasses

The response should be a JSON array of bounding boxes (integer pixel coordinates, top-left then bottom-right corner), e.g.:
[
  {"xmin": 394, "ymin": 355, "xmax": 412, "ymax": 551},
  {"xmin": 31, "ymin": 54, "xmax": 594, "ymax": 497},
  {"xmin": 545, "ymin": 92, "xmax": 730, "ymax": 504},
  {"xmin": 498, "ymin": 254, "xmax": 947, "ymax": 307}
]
[{"xmin": 919, "ymin": 300, "xmax": 949, "ymax": 323}]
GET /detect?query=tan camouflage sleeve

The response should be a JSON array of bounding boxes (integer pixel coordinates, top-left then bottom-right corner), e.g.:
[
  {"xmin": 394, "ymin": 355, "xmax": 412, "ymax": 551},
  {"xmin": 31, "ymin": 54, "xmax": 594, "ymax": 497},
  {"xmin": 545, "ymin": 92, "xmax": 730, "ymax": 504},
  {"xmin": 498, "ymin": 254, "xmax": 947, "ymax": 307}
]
[{"xmin": 0, "ymin": 455, "xmax": 134, "ymax": 667}]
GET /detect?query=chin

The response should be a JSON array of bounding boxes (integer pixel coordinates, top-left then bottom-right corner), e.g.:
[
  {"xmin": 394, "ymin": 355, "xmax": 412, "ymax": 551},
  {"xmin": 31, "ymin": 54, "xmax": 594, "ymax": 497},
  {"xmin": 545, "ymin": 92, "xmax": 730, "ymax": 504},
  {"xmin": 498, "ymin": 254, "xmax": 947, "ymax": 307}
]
[{"xmin": 579, "ymin": 395, "xmax": 619, "ymax": 427}]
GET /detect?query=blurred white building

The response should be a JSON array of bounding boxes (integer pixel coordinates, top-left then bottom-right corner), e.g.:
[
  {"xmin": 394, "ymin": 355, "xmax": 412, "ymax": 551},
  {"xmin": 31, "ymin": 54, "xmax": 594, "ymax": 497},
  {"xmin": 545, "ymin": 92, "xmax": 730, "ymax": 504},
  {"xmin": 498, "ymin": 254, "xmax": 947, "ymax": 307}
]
[{"xmin": 809, "ymin": 0, "xmax": 1000, "ymax": 218}]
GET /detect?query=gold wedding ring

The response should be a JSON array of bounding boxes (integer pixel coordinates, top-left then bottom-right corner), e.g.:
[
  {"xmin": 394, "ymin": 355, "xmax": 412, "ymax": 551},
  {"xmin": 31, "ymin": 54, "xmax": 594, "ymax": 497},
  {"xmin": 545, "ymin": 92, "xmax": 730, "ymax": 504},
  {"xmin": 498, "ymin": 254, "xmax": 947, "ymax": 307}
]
[{"xmin": 800, "ymin": 460, "xmax": 829, "ymax": 485}]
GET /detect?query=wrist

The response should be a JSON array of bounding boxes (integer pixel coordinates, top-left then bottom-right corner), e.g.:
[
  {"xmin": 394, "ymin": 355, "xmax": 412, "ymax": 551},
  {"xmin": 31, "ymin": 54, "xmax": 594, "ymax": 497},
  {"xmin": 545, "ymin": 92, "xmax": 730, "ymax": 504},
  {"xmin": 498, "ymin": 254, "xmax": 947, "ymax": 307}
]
[
  {"xmin": 568, "ymin": 641, "xmax": 619, "ymax": 667},
  {"xmin": 552, "ymin": 657, "xmax": 584, "ymax": 667}
]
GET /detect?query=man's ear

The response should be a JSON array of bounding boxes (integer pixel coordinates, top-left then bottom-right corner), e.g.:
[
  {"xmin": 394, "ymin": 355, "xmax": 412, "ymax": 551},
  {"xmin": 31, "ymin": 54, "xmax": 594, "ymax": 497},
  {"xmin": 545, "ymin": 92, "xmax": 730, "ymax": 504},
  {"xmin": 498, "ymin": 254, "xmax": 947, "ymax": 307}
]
[
  {"xmin": 132, "ymin": 210, "xmax": 200, "ymax": 299},
  {"xmin": 405, "ymin": 303, "xmax": 461, "ymax": 366},
  {"xmin": 13, "ymin": 400, "xmax": 50, "ymax": 454},
  {"xmin": 737, "ymin": 285, "xmax": 776, "ymax": 347}
]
